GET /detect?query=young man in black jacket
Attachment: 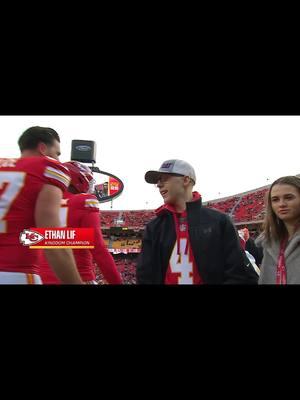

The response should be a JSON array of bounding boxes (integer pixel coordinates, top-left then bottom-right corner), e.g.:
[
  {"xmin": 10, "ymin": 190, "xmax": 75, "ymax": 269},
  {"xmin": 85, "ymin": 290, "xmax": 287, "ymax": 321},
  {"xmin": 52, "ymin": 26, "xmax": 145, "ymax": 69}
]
[{"xmin": 136, "ymin": 159, "xmax": 258, "ymax": 285}]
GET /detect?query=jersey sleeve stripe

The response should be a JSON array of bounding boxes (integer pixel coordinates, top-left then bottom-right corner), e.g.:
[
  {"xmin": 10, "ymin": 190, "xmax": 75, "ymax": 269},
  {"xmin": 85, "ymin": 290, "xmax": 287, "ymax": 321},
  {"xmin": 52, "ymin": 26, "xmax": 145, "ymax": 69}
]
[
  {"xmin": 44, "ymin": 167, "xmax": 70, "ymax": 187},
  {"xmin": 85, "ymin": 199, "xmax": 99, "ymax": 208}
]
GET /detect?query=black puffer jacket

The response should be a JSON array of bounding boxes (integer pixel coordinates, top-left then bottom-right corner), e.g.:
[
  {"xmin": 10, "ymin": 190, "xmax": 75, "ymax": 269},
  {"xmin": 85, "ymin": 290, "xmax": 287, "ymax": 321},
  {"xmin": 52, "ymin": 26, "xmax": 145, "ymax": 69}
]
[{"xmin": 136, "ymin": 197, "xmax": 258, "ymax": 284}]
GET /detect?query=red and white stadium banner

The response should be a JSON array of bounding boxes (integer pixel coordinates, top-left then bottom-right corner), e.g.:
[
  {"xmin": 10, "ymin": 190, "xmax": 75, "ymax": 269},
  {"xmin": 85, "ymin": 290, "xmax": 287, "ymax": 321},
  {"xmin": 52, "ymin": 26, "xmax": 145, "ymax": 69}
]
[
  {"xmin": 109, "ymin": 177, "xmax": 120, "ymax": 196},
  {"xmin": 19, "ymin": 228, "xmax": 95, "ymax": 249}
]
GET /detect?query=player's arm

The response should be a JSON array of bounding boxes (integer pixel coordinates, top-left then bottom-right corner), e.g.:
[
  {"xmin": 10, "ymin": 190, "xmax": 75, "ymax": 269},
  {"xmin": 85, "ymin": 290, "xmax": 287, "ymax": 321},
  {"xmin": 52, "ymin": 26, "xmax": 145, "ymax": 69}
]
[
  {"xmin": 84, "ymin": 211, "xmax": 123, "ymax": 284},
  {"xmin": 136, "ymin": 224, "xmax": 154, "ymax": 284},
  {"xmin": 35, "ymin": 184, "xmax": 83, "ymax": 284}
]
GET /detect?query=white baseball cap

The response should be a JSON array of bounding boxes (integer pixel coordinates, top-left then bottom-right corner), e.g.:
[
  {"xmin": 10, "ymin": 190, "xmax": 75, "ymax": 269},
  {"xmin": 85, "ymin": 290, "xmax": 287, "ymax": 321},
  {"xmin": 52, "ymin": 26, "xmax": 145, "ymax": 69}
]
[{"xmin": 145, "ymin": 159, "xmax": 196, "ymax": 184}]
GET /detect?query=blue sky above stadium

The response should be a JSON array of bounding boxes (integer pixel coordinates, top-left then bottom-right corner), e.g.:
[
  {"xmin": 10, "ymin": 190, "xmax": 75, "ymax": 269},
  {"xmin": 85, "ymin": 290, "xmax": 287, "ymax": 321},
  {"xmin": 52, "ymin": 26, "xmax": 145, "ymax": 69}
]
[{"xmin": 0, "ymin": 115, "xmax": 299, "ymax": 210}]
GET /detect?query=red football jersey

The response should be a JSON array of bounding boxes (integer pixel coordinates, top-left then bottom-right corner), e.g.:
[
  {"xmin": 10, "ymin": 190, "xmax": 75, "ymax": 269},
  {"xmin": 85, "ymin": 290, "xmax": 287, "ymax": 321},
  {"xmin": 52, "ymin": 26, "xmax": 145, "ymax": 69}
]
[
  {"xmin": 40, "ymin": 192, "xmax": 123, "ymax": 284},
  {"xmin": 0, "ymin": 156, "xmax": 71, "ymax": 274},
  {"xmin": 164, "ymin": 211, "xmax": 203, "ymax": 285}
]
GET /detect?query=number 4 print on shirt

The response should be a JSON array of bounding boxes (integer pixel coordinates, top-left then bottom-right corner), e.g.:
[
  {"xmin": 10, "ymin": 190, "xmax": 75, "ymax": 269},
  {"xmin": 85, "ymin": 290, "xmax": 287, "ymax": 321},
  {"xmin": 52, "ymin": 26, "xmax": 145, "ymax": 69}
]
[{"xmin": 169, "ymin": 238, "xmax": 194, "ymax": 284}]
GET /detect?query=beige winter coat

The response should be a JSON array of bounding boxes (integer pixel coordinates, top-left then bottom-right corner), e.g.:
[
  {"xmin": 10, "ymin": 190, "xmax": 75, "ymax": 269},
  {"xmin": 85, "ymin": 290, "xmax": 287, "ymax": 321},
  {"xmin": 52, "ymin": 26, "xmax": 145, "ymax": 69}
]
[{"xmin": 259, "ymin": 231, "xmax": 300, "ymax": 284}]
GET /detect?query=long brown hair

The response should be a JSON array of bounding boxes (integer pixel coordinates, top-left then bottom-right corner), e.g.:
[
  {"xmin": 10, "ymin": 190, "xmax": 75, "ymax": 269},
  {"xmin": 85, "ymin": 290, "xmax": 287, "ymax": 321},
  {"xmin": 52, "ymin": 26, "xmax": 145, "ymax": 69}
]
[{"xmin": 263, "ymin": 176, "xmax": 300, "ymax": 243}]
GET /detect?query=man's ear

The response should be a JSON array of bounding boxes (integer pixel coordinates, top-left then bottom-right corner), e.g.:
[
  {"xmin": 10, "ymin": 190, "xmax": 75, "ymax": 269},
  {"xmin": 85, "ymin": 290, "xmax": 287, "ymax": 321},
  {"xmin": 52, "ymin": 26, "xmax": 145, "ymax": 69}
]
[
  {"xmin": 183, "ymin": 176, "xmax": 191, "ymax": 187},
  {"xmin": 37, "ymin": 142, "xmax": 48, "ymax": 156}
]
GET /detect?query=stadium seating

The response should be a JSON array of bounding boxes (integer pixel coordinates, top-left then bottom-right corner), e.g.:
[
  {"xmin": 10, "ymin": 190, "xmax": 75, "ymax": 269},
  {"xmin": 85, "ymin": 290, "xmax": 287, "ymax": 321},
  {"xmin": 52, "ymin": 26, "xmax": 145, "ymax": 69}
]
[
  {"xmin": 100, "ymin": 186, "xmax": 270, "ymax": 232},
  {"xmin": 232, "ymin": 188, "xmax": 268, "ymax": 223},
  {"xmin": 101, "ymin": 210, "xmax": 156, "ymax": 229},
  {"xmin": 96, "ymin": 254, "xmax": 137, "ymax": 284},
  {"xmin": 204, "ymin": 187, "xmax": 269, "ymax": 223},
  {"xmin": 206, "ymin": 196, "xmax": 240, "ymax": 214}
]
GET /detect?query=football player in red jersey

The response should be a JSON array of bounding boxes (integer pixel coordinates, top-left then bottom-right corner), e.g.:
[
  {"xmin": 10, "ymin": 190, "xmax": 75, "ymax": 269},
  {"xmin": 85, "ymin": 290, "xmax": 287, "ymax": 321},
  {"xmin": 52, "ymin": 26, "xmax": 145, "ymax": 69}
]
[
  {"xmin": 39, "ymin": 161, "xmax": 123, "ymax": 284},
  {"xmin": 0, "ymin": 126, "xmax": 83, "ymax": 284}
]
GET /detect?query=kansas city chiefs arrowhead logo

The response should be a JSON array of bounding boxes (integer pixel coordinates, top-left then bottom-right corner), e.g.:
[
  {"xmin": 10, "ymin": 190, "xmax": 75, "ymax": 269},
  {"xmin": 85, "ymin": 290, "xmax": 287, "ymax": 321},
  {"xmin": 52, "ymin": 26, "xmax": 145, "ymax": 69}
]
[{"xmin": 19, "ymin": 229, "xmax": 45, "ymax": 246}]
